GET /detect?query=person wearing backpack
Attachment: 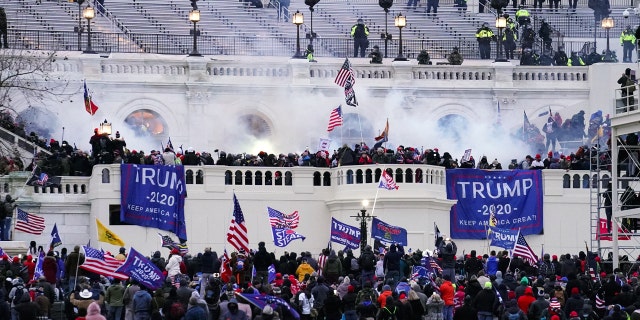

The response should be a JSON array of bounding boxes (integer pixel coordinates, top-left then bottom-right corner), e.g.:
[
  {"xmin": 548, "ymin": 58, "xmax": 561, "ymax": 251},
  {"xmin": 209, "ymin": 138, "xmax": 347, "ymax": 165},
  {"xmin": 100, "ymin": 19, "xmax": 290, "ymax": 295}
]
[
  {"xmin": 358, "ymin": 246, "xmax": 377, "ymax": 288},
  {"xmin": 502, "ymin": 299, "xmax": 526, "ymax": 320},
  {"xmin": 376, "ymin": 296, "xmax": 397, "ymax": 320},
  {"xmin": 9, "ymin": 278, "xmax": 29, "ymax": 320}
]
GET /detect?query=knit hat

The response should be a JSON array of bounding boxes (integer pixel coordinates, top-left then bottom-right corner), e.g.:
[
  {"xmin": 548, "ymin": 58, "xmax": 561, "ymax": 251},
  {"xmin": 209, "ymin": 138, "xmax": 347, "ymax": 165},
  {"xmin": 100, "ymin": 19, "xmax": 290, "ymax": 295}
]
[
  {"xmin": 571, "ymin": 287, "xmax": 580, "ymax": 295},
  {"xmin": 520, "ymin": 277, "xmax": 529, "ymax": 285},
  {"xmin": 484, "ymin": 282, "xmax": 493, "ymax": 289},
  {"xmin": 171, "ymin": 248, "xmax": 180, "ymax": 255},
  {"xmin": 262, "ymin": 305, "xmax": 274, "ymax": 315},
  {"xmin": 382, "ymin": 285, "xmax": 391, "ymax": 291},
  {"xmin": 570, "ymin": 311, "xmax": 578, "ymax": 317}
]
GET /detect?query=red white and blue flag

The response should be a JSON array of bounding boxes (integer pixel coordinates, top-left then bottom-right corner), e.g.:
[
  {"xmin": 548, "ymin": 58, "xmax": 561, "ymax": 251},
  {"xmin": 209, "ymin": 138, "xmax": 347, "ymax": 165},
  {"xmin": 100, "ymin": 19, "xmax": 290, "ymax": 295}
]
[
  {"xmin": 268, "ymin": 207, "xmax": 300, "ymax": 229},
  {"xmin": 84, "ymin": 80, "xmax": 99, "ymax": 115},
  {"xmin": 81, "ymin": 245, "xmax": 128, "ymax": 280},
  {"xmin": 379, "ymin": 170, "xmax": 399, "ymax": 190},
  {"xmin": 513, "ymin": 230, "xmax": 538, "ymax": 266},
  {"xmin": 327, "ymin": 106, "xmax": 343, "ymax": 132},
  {"xmin": 15, "ymin": 208, "xmax": 45, "ymax": 235},
  {"xmin": 227, "ymin": 193, "xmax": 249, "ymax": 253}
]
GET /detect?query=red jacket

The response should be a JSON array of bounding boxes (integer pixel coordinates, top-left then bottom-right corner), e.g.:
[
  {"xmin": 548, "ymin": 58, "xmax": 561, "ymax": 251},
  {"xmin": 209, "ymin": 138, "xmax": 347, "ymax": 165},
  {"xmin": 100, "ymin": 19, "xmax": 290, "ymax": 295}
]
[
  {"xmin": 440, "ymin": 280, "xmax": 455, "ymax": 306},
  {"xmin": 517, "ymin": 287, "xmax": 536, "ymax": 314},
  {"xmin": 378, "ymin": 290, "xmax": 393, "ymax": 308}
]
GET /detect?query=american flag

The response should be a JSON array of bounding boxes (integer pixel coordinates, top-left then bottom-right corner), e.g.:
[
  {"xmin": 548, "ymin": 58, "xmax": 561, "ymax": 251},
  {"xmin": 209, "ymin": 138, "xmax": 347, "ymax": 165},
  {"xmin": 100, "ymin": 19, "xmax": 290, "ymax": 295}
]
[
  {"xmin": 327, "ymin": 106, "xmax": 343, "ymax": 132},
  {"xmin": 267, "ymin": 207, "xmax": 300, "ymax": 229},
  {"xmin": 80, "ymin": 246, "xmax": 128, "ymax": 280},
  {"xmin": 38, "ymin": 173, "xmax": 49, "ymax": 185},
  {"xmin": 513, "ymin": 231, "xmax": 538, "ymax": 266},
  {"xmin": 595, "ymin": 294, "xmax": 605, "ymax": 309},
  {"xmin": 15, "ymin": 208, "xmax": 45, "ymax": 235},
  {"xmin": 334, "ymin": 58, "xmax": 355, "ymax": 87},
  {"xmin": 227, "ymin": 193, "xmax": 249, "ymax": 253},
  {"xmin": 378, "ymin": 170, "xmax": 399, "ymax": 190}
]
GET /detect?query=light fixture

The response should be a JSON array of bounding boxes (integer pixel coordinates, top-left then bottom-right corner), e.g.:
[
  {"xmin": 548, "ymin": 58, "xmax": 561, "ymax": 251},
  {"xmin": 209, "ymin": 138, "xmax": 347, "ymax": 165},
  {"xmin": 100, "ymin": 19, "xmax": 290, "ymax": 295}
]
[
  {"xmin": 494, "ymin": 16, "xmax": 508, "ymax": 62},
  {"xmin": 82, "ymin": 6, "xmax": 96, "ymax": 54},
  {"xmin": 100, "ymin": 119, "xmax": 112, "ymax": 135},
  {"xmin": 292, "ymin": 11, "xmax": 305, "ymax": 58},
  {"xmin": 394, "ymin": 13, "xmax": 407, "ymax": 61},
  {"xmin": 189, "ymin": 9, "xmax": 202, "ymax": 56},
  {"xmin": 602, "ymin": 17, "xmax": 615, "ymax": 62}
]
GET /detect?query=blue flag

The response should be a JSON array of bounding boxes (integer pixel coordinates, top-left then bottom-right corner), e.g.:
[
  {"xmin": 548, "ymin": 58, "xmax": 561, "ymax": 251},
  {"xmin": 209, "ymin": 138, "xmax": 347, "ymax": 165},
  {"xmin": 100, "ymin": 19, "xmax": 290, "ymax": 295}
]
[
  {"xmin": 370, "ymin": 217, "xmax": 408, "ymax": 246},
  {"xmin": 268, "ymin": 264, "xmax": 276, "ymax": 283},
  {"xmin": 120, "ymin": 164, "xmax": 188, "ymax": 240},
  {"xmin": 115, "ymin": 248, "xmax": 165, "ymax": 290},
  {"xmin": 32, "ymin": 250, "xmax": 45, "ymax": 281},
  {"xmin": 50, "ymin": 223, "xmax": 62, "ymax": 249},
  {"xmin": 271, "ymin": 227, "xmax": 306, "ymax": 247},
  {"xmin": 445, "ymin": 169, "xmax": 544, "ymax": 239},
  {"xmin": 488, "ymin": 226, "xmax": 519, "ymax": 249},
  {"xmin": 330, "ymin": 218, "xmax": 360, "ymax": 250},
  {"xmin": 412, "ymin": 266, "xmax": 428, "ymax": 279},
  {"xmin": 237, "ymin": 293, "xmax": 300, "ymax": 320}
]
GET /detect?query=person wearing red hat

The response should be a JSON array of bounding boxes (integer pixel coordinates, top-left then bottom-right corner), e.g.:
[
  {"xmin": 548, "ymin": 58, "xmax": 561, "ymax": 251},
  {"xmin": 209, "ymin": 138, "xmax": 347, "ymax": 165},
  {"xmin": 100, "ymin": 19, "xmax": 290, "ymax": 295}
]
[
  {"xmin": 166, "ymin": 248, "xmax": 183, "ymax": 280},
  {"xmin": 23, "ymin": 255, "xmax": 35, "ymax": 281},
  {"xmin": 564, "ymin": 287, "xmax": 583, "ymax": 318},
  {"xmin": 531, "ymin": 154, "xmax": 545, "ymax": 169},
  {"xmin": 568, "ymin": 311, "xmax": 579, "ymax": 319}
]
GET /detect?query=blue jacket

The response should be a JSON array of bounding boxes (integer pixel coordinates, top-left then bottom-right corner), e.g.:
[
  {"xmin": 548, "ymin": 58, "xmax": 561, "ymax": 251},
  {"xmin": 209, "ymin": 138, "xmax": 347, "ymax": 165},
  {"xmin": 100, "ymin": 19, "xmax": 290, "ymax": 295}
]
[
  {"xmin": 486, "ymin": 256, "xmax": 498, "ymax": 276},
  {"xmin": 184, "ymin": 305, "xmax": 208, "ymax": 320},
  {"xmin": 132, "ymin": 289, "xmax": 152, "ymax": 313}
]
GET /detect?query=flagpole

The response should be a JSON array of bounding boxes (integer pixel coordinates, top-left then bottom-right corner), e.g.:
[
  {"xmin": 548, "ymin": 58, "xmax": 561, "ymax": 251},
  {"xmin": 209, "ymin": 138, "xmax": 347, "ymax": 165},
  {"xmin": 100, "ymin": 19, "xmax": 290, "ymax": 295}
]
[
  {"xmin": 356, "ymin": 112, "xmax": 364, "ymax": 146},
  {"xmin": 370, "ymin": 170, "xmax": 383, "ymax": 216}
]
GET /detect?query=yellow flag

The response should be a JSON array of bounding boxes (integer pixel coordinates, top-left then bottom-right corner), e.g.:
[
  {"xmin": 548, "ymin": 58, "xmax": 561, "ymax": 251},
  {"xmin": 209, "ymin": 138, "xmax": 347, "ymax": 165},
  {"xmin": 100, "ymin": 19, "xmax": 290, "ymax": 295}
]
[
  {"xmin": 96, "ymin": 219, "xmax": 125, "ymax": 247},
  {"xmin": 489, "ymin": 205, "xmax": 498, "ymax": 227}
]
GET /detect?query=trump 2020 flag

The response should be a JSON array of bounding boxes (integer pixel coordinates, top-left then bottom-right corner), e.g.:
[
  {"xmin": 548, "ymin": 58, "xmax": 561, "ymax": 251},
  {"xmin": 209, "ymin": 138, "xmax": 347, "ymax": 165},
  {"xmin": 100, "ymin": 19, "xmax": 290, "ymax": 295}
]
[
  {"xmin": 120, "ymin": 164, "xmax": 187, "ymax": 240},
  {"xmin": 115, "ymin": 247, "xmax": 165, "ymax": 290},
  {"xmin": 330, "ymin": 218, "xmax": 360, "ymax": 250},
  {"xmin": 268, "ymin": 264, "xmax": 277, "ymax": 283},
  {"xmin": 371, "ymin": 217, "xmax": 408, "ymax": 246},
  {"xmin": 379, "ymin": 170, "xmax": 399, "ymax": 190},
  {"xmin": 488, "ymin": 226, "xmax": 519, "ymax": 249}
]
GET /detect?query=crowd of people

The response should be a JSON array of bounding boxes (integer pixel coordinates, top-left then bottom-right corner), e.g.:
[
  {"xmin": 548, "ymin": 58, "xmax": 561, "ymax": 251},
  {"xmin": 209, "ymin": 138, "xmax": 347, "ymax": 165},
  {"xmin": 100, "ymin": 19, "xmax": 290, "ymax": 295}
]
[{"xmin": 2, "ymin": 238, "xmax": 640, "ymax": 320}]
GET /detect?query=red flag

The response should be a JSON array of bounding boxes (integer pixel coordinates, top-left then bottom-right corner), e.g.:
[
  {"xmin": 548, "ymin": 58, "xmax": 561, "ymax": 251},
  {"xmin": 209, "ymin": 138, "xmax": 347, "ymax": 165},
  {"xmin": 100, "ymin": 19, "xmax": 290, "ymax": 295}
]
[
  {"xmin": 220, "ymin": 249, "xmax": 233, "ymax": 283},
  {"xmin": 84, "ymin": 80, "xmax": 99, "ymax": 115},
  {"xmin": 597, "ymin": 218, "xmax": 631, "ymax": 240}
]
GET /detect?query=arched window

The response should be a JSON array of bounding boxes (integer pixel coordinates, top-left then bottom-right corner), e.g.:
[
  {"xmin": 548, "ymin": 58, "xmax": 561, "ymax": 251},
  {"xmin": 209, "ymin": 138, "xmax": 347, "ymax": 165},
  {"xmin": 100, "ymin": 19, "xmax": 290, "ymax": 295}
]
[
  {"xmin": 196, "ymin": 170, "xmax": 204, "ymax": 184},
  {"xmin": 313, "ymin": 172, "xmax": 321, "ymax": 186},
  {"xmin": 73, "ymin": 184, "xmax": 78, "ymax": 194},
  {"xmin": 406, "ymin": 169, "xmax": 414, "ymax": 183},
  {"xmin": 101, "ymin": 168, "xmax": 110, "ymax": 183},
  {"xmin": 415, "ymin": 169, "xmax": 423, "ymax": 183},
  {"xmin": 225, "ymin": 170, "xmax": 232, "ymax": 185},
  {"xmin": 186, "ymin": 170, "xmax": 194, "ymax": 184},
  {"xmin": 234, "ymin": 171, "xmax": 243, "ymax": 185},
  {"xmin": 65, "ymin": 184, "xmax": 70, "ymax": 193},
  {"xmin": 563, "ymin": 174, "xmax": 570, "ymax": 188},
  {"xmin": 275, "ymin": 171, "xmax": 283, "ymax": 186},
  {"xmin": 365, "ymin": 169, "xmax": 373, "ymax": 183},
  {"xmin": 266, "ymin": 171, "xmax": 273, "ymax": 185},
  {"xmin": 346, "ymin": 170, "xmax": 354, "ymax": 185},
  {"xmin": 573, "ymin": 174, "xmax": 581, "ymax": 188},
  {"xmin": 395, "ymin": 168, "xmax": 403, "ymax": 183},
  {"xmin": 245, "ymin": 171, "xmax": 253, "ymax": 185},
  {"xmin": 323, "ymin": 172, "xmax": 331, "ymax": 186},
  {"xmin": 356, "ymin": 169, "xmax": 364, "ymax": 184},
  {"xmin": 285, "ymin": 172, "xmax": 293, "ymax": 186},
  {"xmin": 255, "ymin": 171, "xmax": 263, "ymax": 185},
  {"xmin": 582, "ymin": 174, "xmax": 590, "ymax": 189},
  {"xmin": 80, "ymin": 185, "xmax": 86, "ymax": 194}
]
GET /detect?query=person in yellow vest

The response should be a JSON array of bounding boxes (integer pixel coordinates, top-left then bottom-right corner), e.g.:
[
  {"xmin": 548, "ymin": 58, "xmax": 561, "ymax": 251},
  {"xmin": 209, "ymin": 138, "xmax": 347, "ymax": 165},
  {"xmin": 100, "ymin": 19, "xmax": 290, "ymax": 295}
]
[
  {"xmin": 515, "ymin": 6, "xmax": 530, "ymax": 27},
  {"xmin": 621, "ymin": 25, "xmax": 637, "ymax": 63},
  {"xmin": 568, "ymin": 51, "xmax": 585, "ymax": 66},
  {"xmin": 475, "ymin": 22, "xmax": 495, "ymax": 59},
  {"xmin": 350, "ymin": 18, "xmax": 370, "ymax": 58}
]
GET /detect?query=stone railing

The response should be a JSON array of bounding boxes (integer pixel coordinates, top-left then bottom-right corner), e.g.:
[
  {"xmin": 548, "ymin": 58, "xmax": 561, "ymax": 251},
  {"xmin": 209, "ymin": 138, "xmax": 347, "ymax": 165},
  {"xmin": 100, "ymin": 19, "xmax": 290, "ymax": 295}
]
[
  {"xmin": 47, "ymin": 54, "xmax": 592, "ymax": 89},
  {"xmin": 0, "ymin": 166, "xmax": 595, "ymax": 200}
]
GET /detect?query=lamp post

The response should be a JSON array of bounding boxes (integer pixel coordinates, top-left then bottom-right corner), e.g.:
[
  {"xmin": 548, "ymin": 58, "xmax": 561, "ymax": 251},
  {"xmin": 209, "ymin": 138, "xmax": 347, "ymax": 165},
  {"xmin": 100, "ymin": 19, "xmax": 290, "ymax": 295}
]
[
  {"xmin": 394, "ymin": 13, "xmax": 407, "ymax": 61},
  {"xmin": 495, "ymin": 16, "xmax": 508, "ymax": 62},
  {"xmin": 602, "ymin": 17, "xmax": 615, "ymax": 62},
  {"xmin": 304, "ymin": 0, "xmax": 319, "ymax": 44},
  {"xmin": 82, "ymin": 6, "xmax": 96, "ymax": 54},
  {"xmin": 189, "ymin": 9, "xmax": 202, "ymax": 56},
  {"xmin": 99, "ymin": 119, "xmax": 112, "ymax": 135},
  {"xmin": 379, "ymin": 0, "xmax": 393, "ymax": 58},
  {"xmin": 292, "ymin": 11, "xmax": 305, "ymax": 58},
  {"xmin": 70, "ymin": 0, "xmax": 85, "ymax": 51},
  {"xmin": 350, "ymin": 200, "xmax": 376, "ymax": 252}
]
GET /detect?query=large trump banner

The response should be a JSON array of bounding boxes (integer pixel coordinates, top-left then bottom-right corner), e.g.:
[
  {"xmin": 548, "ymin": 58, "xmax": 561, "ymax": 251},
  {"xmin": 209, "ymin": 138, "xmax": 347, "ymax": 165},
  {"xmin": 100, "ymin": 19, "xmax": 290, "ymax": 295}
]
[
  {"xmin": 120, "ymin": 164, "xmax": 188, "ymax": 240},
  {"xmin": 446, "ymin": 169, "xmax": 543, "ymax": 239}
]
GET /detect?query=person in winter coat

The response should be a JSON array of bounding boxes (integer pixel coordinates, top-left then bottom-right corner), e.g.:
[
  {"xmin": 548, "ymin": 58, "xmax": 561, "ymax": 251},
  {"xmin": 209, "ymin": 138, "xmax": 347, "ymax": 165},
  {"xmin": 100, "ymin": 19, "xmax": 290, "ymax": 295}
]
[
  {"xmin": 472, "ymin": 282, "xmax": 496, "ymax": 320},
  {"xmin": 564, "ymin": 287, "xmax": 583, "ymax": 318},
  {"xmin": 166, "ymin": 249, "xmax": 183, "ymax": 280},
  {"xmin": 86, "ymin": 301, "xmax": 107, "ymax": 320},
  {"xmin": 425, "ymin": 293, "xmax": 444, "ymax": 320},
  {"xmin": 453, "ymin": 295, "xmax": 476, "ymax": 320},
  {"xmin": 323, "ymin": 250, "xmax": 343, "ymax": 285},
  {"xmin": 43, "ymin": 251, "xmax": 58, "ymax": 285},
  {"xmin": 501, "ymin": 299, "xmax": 526, "ymax": 320},
  {"xmin": 517, "ymin": 287, "xmax": 536, "ymax": 315}
]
